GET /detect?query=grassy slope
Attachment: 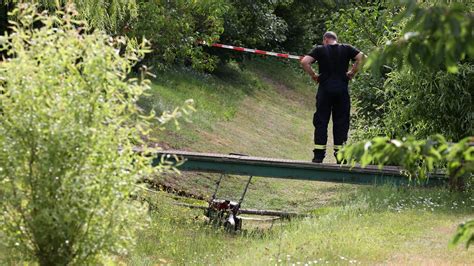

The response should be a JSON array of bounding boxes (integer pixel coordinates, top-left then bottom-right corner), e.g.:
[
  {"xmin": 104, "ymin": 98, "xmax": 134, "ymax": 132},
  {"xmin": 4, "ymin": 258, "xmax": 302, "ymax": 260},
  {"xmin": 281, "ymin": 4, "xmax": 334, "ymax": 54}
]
[
  {"xmin": 127, "ymin": 59, "xmax": 473, "ymax": 265},
  {"xmin": 141, "ymin": 59, "xmax": 346, "ymax": 213},
  {"xmin": 142, "ymin": 58, "xmax": 321, "ymax": 159}
]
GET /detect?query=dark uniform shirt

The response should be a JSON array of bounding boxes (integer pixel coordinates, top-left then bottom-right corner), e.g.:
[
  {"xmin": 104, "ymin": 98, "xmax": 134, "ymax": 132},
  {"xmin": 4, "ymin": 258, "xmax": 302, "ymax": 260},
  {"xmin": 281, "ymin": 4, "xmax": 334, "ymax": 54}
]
[{"xmin": 307, "ymin": 44, "xmax": 360, "ymax": 85}]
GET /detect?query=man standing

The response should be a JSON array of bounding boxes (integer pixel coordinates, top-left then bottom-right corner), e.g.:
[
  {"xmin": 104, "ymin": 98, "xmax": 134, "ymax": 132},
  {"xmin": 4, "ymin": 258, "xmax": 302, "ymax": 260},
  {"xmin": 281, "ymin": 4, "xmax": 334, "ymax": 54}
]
[{"xmin": 300, "ymin": 31, "xmax": 364, "ymax": 163}]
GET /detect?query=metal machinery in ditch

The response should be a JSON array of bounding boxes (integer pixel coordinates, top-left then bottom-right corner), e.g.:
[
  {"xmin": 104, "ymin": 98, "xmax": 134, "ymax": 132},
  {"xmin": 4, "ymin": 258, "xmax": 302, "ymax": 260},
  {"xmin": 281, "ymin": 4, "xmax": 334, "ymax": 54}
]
[{"xmin": 205, "ymin": 173, "xmax": 253, "ymax": 231}]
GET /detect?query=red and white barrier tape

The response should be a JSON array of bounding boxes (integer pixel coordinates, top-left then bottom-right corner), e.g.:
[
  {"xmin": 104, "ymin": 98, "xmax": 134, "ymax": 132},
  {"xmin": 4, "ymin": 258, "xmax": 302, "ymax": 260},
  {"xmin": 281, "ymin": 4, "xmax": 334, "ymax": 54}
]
[{"xmin": 201, "ymin": 41, "xmax": 303, "ymax": 60}]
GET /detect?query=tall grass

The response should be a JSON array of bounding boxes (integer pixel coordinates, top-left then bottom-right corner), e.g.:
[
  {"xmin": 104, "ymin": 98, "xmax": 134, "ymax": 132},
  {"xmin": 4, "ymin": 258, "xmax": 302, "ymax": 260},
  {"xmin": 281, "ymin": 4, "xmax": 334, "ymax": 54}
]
[{"xmin": 125, "ymin": 185, "xmax": 473, "ymax": 265}]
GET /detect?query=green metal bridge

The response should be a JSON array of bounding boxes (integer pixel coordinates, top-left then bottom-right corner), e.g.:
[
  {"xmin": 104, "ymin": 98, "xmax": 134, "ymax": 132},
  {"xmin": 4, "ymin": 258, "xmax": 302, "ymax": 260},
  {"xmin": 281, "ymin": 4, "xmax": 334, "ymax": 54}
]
[{"xmin": 154, "ymin": 150, "xmax": 446, "ymax": 186}]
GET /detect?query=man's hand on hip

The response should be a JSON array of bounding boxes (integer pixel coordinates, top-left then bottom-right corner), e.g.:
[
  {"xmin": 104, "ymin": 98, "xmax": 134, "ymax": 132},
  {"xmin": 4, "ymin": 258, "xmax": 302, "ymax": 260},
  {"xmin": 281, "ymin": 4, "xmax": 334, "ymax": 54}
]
[
  {"xmin": 346, "ymin": 71, "xmax": 355, "ymax": 80},
  {"xmin": 300, "ymin": 55, "xmax": 320, "ymax": 84},
  {"xmin": 312, "ymin": 74, "xmax": 320, "ymax": 84}
]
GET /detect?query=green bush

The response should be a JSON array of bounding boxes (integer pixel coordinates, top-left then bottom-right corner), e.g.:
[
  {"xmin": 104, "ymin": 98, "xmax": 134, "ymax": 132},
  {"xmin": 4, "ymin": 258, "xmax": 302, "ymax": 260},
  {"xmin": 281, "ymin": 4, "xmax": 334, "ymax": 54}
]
[
  {"xmin": 325, "ymin": 2, "xmax": 401, "ymax": 53},
  {"xmin": 0, "ymin": 5, "xmax": 156, "ymax": 264},
  {"xmin": 130, "ymin": 0, "xmax": 228, "ymax": 71},
  {"xmin": 273, "ymin": 0, "xmax": 329, "ymax": 54},
  {"xmin": 366, "ymin": 1, "xmax": 474, "ymax": 74},
  {"xmin": 220, "ymin": 0, "xmax": 287, "ymax": 49},
  {"xmin": 327, "ymin": 2, "xmax": 473, "ymax": 142},
  {"xmin": 361, "ymin": 1, "xmax": 474, "ymax": 134},
  {"xmin": 382, "ymin": 63, "xmax": 473, "ymax": 140},
  {"xmin": 451, "ymin": 220, "xmax": 474, "ymax": 249},
  {"xmin": 340, "ymin": 135, "xmax": 473, "ymax": 186},
  {"xmin": 3, "ymin": 0, "xmax": 138, "ymax": 34}
]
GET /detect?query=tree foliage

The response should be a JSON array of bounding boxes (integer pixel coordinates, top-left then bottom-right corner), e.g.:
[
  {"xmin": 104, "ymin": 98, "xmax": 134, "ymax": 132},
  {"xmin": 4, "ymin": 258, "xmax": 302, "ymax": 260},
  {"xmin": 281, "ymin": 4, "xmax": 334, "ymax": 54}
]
[
  {"xmin": 382, "ymin": 63, "xmax": 473, "ymax": 140},
  {"xmin": 0, "ymin": 5, "xmax": 156, "ymax": 264},
  {"xmin": 451, "ymin": 220, "xmax": 474, "ymax": 249},
  {"xmin": 366, "ymin": 1, "xmax": 474, "ymax": 74},
  {"xmin": 2, "ymin": 0, "xmax": 138, "ymax": 33},
  {"xmin": 338, "ymin": 0, "xmax": 474, "ymax": 249},
  {"xmin": 0, "ymin": 0, "xmax": 345, "ymax": 70},
  {"xmin": 325, "ymin": 2, "xmax": 401, "ymax": 53},
  {"xmin": 129, "ymin": 0, "xmax": 227, "ymax": 71},
  {"xmin": 369, "ymin": 1, "xmax": 474, "ymax": 141},
  {"xmin": 274, "ymin": 0, "xmax": 330, "ymax": 54},
  {"xmin": 203, "ymin": 0, "xmax": 289, "ymax": 64},
  {"xmin": 220, "ymin": 0, "xmax": 288, "ymax": 49},
  {"xmin": 327, "ymin": 1, "xmax": 473, "ymax": 142},
  {"xmin": 340, "ymin": 135, "xmax": 473, "ymax": 188}
]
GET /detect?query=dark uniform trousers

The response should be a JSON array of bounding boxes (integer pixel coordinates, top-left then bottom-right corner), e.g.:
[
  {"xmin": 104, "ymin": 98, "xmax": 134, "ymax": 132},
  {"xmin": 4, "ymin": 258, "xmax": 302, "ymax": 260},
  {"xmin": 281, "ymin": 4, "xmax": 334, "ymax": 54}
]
[{"xmin": 313, "ymin": 78, "xmax": 350, "ymax": 162}]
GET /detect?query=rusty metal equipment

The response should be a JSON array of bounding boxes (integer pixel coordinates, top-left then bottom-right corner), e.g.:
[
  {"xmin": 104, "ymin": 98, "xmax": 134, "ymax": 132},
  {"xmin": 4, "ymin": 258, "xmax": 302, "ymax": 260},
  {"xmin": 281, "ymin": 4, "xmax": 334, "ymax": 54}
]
[{"xmin": 206, "ymin": 173, "xmax": 253, "ymax": 231}]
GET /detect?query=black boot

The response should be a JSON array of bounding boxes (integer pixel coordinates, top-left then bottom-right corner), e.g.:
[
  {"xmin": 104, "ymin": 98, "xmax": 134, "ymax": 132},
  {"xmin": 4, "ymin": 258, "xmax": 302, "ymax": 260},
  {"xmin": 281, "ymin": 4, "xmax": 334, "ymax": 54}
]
[{"xmin": 312, "ymin": 149, "xmax": 325, "ymax": 163}]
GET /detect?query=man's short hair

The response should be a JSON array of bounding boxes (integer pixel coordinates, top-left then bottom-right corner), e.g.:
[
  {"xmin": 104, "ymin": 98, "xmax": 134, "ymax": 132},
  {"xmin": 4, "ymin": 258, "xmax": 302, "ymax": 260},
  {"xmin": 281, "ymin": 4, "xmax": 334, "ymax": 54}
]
[{"xmin": 323, "ymin": 31, "xmax": 337, "ymax": 40}]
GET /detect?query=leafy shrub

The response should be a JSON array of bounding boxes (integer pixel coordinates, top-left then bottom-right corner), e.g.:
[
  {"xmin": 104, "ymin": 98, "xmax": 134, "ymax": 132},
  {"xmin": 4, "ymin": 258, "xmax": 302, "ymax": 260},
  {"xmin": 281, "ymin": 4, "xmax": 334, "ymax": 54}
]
[
  {"xmin": 3, "ymin": 0, "xmax": 138, "ymax": 34},
  {"xmin": 221, "ymin": 0, "xmax": 287, "ymax": 49},
  {"xmin": 348, "ymin": 73, "xmax": 388, "ymax": 141},
  {"xmin": 325, "ymin": 2, "xmax": 401, "ymax": 53},
  {"xmin": 382, "ymin": 63, "xmax": 473, "ymax": 140},
  {"xmin": 207, "ymin": 0, "xmax": 289, "ymax": 64},
  {"xmin": 0, "ymin": 5, "xmax": 156, "ymax": 264},
  {"xmin": 367, "ymin": 1, "xmax": 474, "ymax": 74},
  {"xmin": 451, "ymin": 220, "xmax": 474, "ymax": 249},
  {"xmin": 350, "ymin": 62, "xmax": 474, "ymax": 142},
  {"xmin": 340, "ymin": 135, "xmax": 473, "ymax": 188},
  {"xmin": 129, "ymin": 0, "xmax": 228, "ymax": 71},
  {"xmin": 328, "ymin": 2, "xmax": 473, "ymax": 142}
]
